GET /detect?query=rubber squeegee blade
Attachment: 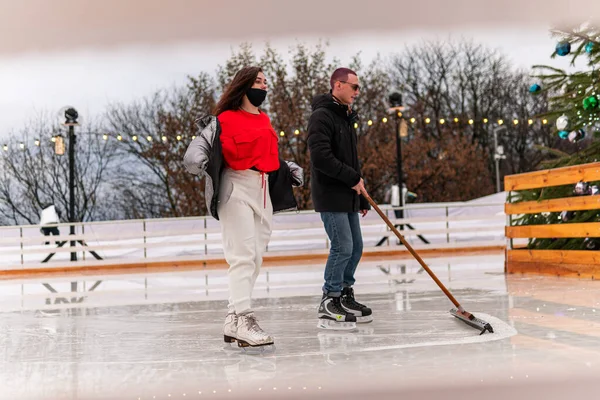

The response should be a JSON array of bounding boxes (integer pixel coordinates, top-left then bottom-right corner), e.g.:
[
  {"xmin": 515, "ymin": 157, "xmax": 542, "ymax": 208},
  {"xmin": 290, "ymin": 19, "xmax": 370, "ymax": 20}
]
[{"xmin": 449, "ymin": 308, "xmax": 494, "ymax": 335}]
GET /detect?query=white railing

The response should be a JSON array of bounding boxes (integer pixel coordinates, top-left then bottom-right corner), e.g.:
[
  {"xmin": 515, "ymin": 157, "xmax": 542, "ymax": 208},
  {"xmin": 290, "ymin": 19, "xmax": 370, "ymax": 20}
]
[{"xmin": 0, "ymin": 202, "xmax": 505, "ymax": 270}]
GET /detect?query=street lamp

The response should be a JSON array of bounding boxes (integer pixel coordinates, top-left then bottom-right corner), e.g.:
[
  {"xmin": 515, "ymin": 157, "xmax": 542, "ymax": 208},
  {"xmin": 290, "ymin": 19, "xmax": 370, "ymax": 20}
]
[
  {"xmin": 493, "ymin": 126, "xmax": 507, "ymax": 193},
  {"xmin": 388, "ymin": 92, "xmax": 405, "ymax": 222},
  {"xmin": 62, "ymin": 107, "xmax": 79, "ymax": 261},
  {"xmin": 41, "ymin": 110, "xmax": 103, "ymax": 265}
]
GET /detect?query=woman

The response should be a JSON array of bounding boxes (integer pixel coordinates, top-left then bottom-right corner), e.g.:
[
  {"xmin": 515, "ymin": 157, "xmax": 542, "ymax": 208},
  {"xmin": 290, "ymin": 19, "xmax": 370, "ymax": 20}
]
[{"xmin": 183, "ymin": 66, "xmax": 303, "ymax": 349}]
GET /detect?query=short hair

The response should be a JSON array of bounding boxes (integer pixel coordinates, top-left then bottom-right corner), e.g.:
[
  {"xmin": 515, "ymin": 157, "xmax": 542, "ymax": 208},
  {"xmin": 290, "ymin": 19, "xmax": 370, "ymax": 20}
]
[{"xmin": 330, "ymin": 67, "xmax": 357, "ymax": 89}]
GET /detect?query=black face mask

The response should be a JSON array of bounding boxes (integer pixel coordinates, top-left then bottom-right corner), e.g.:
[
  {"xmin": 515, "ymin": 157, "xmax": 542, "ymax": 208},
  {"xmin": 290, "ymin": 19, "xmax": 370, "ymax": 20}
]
[{"xmin": 246, "ymin": 88, "xmax": 267, "ymax": 107}]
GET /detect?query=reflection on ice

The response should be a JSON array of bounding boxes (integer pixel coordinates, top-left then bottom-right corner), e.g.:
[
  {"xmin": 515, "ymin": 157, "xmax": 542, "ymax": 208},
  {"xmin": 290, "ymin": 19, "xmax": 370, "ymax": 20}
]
[{"xmin": 1, "ymin": 253, "xmax": 600, "ymax": 399}]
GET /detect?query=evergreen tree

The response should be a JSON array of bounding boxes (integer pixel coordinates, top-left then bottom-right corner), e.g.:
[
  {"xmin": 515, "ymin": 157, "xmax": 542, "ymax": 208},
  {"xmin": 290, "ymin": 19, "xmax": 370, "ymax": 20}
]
[{"xmin": 511, "ymin": 25, "xmax": 600, "ymax": 250}]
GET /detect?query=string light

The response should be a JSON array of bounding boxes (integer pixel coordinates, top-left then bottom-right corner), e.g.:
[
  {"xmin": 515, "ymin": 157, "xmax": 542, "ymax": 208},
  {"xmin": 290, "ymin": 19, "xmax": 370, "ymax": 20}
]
[
  {"xmin": 397, "ymin": 111, "xmax": 402, "ymax": 117},
  {"xmin": 5, "ymin": 114, "xmax": 561, "ymax": 150}
]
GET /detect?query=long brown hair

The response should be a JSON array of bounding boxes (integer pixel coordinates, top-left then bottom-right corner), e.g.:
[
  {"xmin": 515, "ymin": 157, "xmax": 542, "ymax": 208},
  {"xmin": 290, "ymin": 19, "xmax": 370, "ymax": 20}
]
[{"xmin": 213, "ymin": 66, "xmax": 263, "ymax": 116}]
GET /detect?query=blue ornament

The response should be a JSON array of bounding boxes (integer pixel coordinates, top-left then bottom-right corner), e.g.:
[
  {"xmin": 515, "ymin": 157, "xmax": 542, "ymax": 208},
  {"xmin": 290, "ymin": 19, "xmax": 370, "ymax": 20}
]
[
  {"xmin": 529, "ymin": 83, "xmax": 541, "ymax": 94},
  {"xmin": 556, "ymin": 41, "xmax": 571, "ymax": 56},
  {"xmin": 585, "ymin": 42, "xmax": 594, "ymax": 54},
  {"xmin": 558, "ymin": 130, "xmax": 569, "ymax": 139}
]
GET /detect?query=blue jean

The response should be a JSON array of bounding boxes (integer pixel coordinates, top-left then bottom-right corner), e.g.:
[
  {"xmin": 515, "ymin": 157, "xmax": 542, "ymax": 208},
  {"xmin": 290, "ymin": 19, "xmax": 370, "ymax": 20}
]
[{"xmin": 320, "ymin": 212, "xmax": 364, "ymax": 297}]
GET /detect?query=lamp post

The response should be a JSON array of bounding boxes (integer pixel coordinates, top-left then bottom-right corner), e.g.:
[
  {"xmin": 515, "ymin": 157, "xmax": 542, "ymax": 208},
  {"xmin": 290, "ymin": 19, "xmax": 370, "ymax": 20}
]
[
  {"xmin": 493, "ymin": 126, "xmax": 507, "ymax": 193},
  {"xmin": 388, "ymin": 92, "xmax": 405, "ymax": 222},
  {"xmin": 62, "ymin": 107, "xmax": 79, "ymax": 262}
]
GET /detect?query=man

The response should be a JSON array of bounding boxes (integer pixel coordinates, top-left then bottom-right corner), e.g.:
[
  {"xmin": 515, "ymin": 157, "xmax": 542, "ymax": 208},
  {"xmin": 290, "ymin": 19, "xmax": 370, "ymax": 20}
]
[{"xmin": 307, "ymin": 67, "xmax": 373, "ymax": 330}]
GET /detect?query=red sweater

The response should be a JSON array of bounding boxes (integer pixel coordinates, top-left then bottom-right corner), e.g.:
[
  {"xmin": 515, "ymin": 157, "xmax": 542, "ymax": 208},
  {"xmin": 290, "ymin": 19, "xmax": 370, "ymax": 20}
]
[{"xmin": 218, "ymin": 110, "xmax": 280, "ymax": 172}]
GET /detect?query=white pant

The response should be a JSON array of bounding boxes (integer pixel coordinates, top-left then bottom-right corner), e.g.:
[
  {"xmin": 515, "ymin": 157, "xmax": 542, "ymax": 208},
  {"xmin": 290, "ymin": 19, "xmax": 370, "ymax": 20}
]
[{"xmin": 218, "ymin": 168, "xmax": 272, "ymax": 314}]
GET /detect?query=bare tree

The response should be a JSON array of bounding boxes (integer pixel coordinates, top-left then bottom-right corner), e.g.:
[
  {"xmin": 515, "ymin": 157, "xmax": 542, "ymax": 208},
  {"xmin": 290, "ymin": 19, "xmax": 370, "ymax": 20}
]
[
  {"xmin": 389, "ymin": 40, "xmax": 553, "ymax": 192},
  {"xmin": 0, "ymin": 118, "xmax": 117, "ymax": 225},
  {"xmin": 104, "ymin": 73, "xmax": 216, "ymax": 218},
  {"xmin": 259, "ymin": 42, "xmax": 338, "ymax": 209}
]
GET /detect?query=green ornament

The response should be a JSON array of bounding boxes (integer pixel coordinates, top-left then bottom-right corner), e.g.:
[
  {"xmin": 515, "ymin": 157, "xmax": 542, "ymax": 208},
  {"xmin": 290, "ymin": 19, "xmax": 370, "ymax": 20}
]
[{"xmin": 583, "ymin": 95, "xmax": 599, "ymax": 110}]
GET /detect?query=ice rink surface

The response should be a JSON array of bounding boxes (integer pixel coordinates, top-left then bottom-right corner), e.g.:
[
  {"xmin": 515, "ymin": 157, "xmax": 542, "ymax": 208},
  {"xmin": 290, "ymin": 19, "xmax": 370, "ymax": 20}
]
[{"xmin": 2, "ymin": 252, "xmax": 600, "ymax": 399}]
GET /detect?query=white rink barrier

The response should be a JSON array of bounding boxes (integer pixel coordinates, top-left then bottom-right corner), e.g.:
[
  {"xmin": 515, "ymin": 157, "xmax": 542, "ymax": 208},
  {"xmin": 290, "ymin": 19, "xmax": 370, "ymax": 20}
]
[{"xmin": 0, "ymin": 199, "xmax": 506, "ymax": 270}]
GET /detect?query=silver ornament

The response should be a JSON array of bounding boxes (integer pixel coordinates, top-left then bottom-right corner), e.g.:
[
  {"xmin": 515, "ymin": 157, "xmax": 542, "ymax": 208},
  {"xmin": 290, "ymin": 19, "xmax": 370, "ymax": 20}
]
[
  {"xmin": 556, "ymin": 115, "xmax": 569, "ymax": 131},
  {"xmin": 560, "ymin": 210, "xmax": 574, "ymax": 222},
  {"xmin": 567, "ymin": 129, "xmax": 585, "ymax": 143},
  {"xmin": 574, "ymin": 181, "xmax": 590, "ymax": 195}
]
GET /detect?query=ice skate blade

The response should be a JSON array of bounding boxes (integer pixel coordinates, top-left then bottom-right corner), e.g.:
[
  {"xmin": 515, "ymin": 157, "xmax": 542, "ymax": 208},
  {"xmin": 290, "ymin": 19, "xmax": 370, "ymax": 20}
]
[
  {"xmin": 237, "ymin": 339, "xmax": 275, "ymax": 348},
  {"xmin": 317, "ymin": 319, "xmax": 357, "ymax": 331},
  {"xmin": 239, "ymin": 344, "xmax": 276, "ymax": 354},
  {"xmin": 222, "ymin": 342, "xmax": 240, "ymax": 352},
  {"xmin": 356, "ymin": 315, "xmax": 373, "ymax": 324}
]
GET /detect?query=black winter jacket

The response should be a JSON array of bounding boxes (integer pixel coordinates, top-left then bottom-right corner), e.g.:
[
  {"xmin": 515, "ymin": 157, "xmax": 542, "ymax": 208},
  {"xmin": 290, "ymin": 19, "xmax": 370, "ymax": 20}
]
[
  {"xmin": 307, "ymin": 93, "xmax": 369, "ymax": 213},
  {"xmin": 183, "ymin": 115, "xmax": 303, "ymax": 220}
]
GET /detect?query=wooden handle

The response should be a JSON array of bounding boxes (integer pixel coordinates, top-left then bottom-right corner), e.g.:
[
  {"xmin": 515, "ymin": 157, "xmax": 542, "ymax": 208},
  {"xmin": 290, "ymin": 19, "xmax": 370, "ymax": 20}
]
[{"xmin": 361, "ymin": 189, "xmax": 462, "ymax": 309}]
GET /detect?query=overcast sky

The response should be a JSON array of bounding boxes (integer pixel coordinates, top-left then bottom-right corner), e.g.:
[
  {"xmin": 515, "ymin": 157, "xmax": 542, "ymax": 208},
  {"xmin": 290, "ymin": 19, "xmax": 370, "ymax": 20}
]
[{"xmin": 0, "ymin": 0, "xmax": 595, "ymax": 141}]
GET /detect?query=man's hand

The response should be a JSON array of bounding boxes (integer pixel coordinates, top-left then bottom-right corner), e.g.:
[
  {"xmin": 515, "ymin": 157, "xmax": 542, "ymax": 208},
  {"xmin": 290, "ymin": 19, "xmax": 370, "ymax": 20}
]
[
  {"xmin": 351, "ymin": 178, "xmax": 365, "ymax": 194},
  {"xmin": 360, "ymin": 209, "xmax": 368, "ymax": 217}
]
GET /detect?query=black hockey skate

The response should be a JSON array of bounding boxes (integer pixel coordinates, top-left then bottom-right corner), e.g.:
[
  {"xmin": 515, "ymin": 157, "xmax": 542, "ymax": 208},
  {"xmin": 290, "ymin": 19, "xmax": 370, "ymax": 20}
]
[
  {"xmin": 341, "ymin": 287, "xmax": 373, "ymax": 323},
  {"xmin": 317, "ymin": 295, "xmax": 357, "ymax": 331}
]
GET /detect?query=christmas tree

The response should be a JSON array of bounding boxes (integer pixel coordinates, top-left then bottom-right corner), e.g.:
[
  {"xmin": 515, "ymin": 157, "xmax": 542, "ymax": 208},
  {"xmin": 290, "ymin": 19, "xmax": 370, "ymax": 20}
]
[{"xmin": 510, "ymin": 24, "xmax": 600, "ymax": 251}]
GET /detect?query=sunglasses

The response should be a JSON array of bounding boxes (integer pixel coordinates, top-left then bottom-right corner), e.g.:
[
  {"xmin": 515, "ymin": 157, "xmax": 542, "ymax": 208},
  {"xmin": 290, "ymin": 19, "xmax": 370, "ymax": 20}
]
[{"xmin": 339, "ymin": 81, "xmax": 361, "ymax": 91}]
